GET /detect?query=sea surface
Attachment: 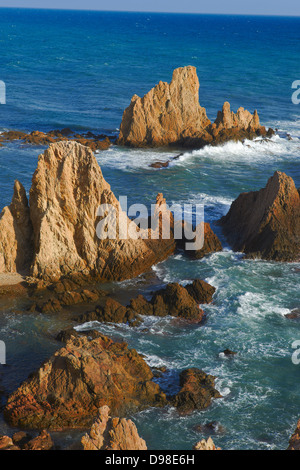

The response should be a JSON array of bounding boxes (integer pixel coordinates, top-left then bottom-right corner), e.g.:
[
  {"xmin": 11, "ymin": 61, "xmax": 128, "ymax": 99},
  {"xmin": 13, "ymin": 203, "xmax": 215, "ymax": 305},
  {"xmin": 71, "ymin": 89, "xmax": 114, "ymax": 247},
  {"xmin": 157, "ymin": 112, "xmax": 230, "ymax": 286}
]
[{"xmin": 0, "ymin": 9, "xmax": 300, "ymax": 450}]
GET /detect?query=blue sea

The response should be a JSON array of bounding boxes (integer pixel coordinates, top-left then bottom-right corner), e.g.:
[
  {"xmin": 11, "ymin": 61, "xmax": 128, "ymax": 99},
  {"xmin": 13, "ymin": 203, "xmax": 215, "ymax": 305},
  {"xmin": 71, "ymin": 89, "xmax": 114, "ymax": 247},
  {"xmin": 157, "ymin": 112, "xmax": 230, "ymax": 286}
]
[{"xmin": 0, "ymin": 9, "xmax": 300, "ymax": 450}]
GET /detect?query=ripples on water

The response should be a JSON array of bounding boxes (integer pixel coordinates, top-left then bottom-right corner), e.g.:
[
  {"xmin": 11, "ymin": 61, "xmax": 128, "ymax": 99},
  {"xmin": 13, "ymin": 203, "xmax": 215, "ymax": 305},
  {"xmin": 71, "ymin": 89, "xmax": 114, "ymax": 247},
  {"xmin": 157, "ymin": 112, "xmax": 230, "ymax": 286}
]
[{"xmin": 0, "ymin": 10, "xmax": 299, "ymax": 450}]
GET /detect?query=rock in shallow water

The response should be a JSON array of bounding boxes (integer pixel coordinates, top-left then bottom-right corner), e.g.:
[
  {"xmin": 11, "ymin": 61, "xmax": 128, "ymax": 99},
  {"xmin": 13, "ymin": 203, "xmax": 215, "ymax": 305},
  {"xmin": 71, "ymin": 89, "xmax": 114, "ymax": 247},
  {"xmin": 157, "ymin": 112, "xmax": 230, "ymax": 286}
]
[
  {"xmin": 219, "ymin": 171, "xmax": 300, "ymax": 262},
  {"xmin": 117, "ymin": 66, "xmax": 269, "ymax": 149},
  {"xmin": 4, "ymin": 332, "xmax": 166, "ymax": 430}
]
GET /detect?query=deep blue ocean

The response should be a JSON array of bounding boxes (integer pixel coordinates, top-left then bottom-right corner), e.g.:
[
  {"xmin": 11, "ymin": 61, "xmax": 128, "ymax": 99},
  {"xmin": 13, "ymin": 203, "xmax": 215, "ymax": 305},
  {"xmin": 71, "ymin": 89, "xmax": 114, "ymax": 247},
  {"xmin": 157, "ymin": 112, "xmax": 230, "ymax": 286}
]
[{"xmin": 0, "ymin": 9, "xmax": 299, "ymax": 450}]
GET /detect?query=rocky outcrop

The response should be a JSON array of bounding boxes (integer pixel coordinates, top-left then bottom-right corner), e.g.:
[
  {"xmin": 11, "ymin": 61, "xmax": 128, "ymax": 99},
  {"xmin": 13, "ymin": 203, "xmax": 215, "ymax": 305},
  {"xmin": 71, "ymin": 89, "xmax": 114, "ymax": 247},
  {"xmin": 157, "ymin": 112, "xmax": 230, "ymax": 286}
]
[
  {"xmin": 4, "ymin": 332, "xmax": 166, "ymax": 430},
  {"xmin": 0, "ymin": 431, "xmax": 53, "ymax": 450},
  {"xmin": 219, "ymin": 171, "xmax": 300, "ymax": 261},
  {"xmin": 0, "ymin": 181, "xmax": 33, "ymax": 273},
  {"xmin": 0, "ymin": 142, "xmax": 175, "ymax": 281},
  {"xmin": 118, "ymin": 66, "xmax": 271, "ymax": 148},
  {"xmin": 193, "ymin": 437, "xmax": 221, "ymax": 450},
  {"xmin": 81, "ymin": 406, "xmax": 147, "ymax": 450},
  {"xmin": 118, "ymin": 66, "xmax": 210, "ymax": 148},
  {"xmin": 79, "ymin": 279, "xmax": 216, "ymax": 326},
  {"xmin": 0, "ymin": 129, "xmax": 113, "ymax": 151},
  {"xmin": 177, "ymin": 222, "xmax": 222, "ymax": 259},
  {"xmin": 28, "ymin": 141, "xmax": 174, "ymax": 281},
  {"xmin": 171, "ymin": 368, "xmax": 221, "ymax": 413},
  {"xmin": 288, "ymin": 419, "xmax": 300, "ymax": 450}
]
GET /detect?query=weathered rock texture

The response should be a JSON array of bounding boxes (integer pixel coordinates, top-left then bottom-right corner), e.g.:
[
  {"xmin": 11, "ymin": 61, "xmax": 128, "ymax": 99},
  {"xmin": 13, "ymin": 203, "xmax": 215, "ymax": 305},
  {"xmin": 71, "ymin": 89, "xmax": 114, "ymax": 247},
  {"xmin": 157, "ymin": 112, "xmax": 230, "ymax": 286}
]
[
  {"xmin": 288, "ymin": 419, "xmax": 300, "ymax": 450},
  {"xmin": 193, "ymin": 437, "xmax": 221, "ymax": 450},
  {"xmin": 4, "ymin": 332, "xmax": 166, "ymax": 430},
  {"xmin": 0, "ymin": 430, "xmax": 53, "ymax": 451},
  {"xmin": 118, "ymin": 66, "xmax": 270, "ymax": 148},
  {"xmin": 219, "ymin": 171, "xmax": 300, "ymax": 261},
  {"xmin": 177, "ymin": 222, "xmax": 222, "ymax": 259},
  {"xmin": 171, "ymin": 368, "xmax": 221, "ymax": 413},
  {"xmin": 0, "ymin": 181, "xmax": 33, "ymax": 273},
  {"xmin": 81, "ymin": 406, "xmax": 147, "ymax": 450},
  {"xmin": 79, "ymin": 279, "xmax": 216, "ymax": 326},
  {"xmin": 118, "ymin": 66, "xmax": 210, "ymax": 148},
  {"xmin": 29, "ymin": 142, "xmax": 175, "ymax": 280}
]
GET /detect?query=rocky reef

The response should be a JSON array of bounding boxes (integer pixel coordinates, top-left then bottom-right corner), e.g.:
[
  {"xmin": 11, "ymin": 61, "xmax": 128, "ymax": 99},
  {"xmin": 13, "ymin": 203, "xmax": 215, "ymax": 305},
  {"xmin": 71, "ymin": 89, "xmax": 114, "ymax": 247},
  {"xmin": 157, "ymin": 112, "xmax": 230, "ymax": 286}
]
[
  {"xmin": 118, "ymin": 66, "xmax": 272, "ymax": 148},
  {"xmin": 171, "ymin": 368, "xmax": 221, "ymax": 413},
  {"xmin": 81, "ymin": 405, "xmax": 147, "ymax": 450},
  {"xmin": 219, "ymin": 171, "xmax": 300, "ymax": 262},
  {"xmin": 78, "ymin": 278, "xmax": 216, "ymax": 326},
  {"xmin": 4, "ymin": 332, "xmax": 166, "ymax": 430}
]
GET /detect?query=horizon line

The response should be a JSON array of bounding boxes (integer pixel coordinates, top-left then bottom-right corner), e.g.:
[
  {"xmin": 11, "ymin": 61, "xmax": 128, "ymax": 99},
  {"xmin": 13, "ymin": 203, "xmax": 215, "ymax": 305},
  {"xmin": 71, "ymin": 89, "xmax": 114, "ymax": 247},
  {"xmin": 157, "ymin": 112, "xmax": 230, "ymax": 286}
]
[{"xmin": 0, "ymin": 6, "xmax": 299, "ymax": 18}]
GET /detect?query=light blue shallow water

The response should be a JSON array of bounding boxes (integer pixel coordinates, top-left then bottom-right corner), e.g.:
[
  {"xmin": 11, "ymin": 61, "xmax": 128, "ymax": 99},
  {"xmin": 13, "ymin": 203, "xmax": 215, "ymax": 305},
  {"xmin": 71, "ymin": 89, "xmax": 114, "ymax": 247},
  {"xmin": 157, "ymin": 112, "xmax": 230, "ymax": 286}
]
[{"xmin": 0, "ymin": 9, "xmax": 299, "ymax": 449}]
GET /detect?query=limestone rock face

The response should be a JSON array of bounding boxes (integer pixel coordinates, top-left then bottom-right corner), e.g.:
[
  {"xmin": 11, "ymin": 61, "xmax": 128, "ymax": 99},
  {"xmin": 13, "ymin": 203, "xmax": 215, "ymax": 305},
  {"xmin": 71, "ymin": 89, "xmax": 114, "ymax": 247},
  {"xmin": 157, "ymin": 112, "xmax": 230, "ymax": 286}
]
[
  {"xmin": 118, "ymin": 66, "xmax": 210, "ymax": 147},
  {"xmin": 4, "ymin": 333, "xmax": 166, "ymax": 430},
  {"xmin": 118, "ymin": 67, "xmax": 270, "ymax": 148},
  {"xmin": 81, "ymin": 406, "xmax": 147, "ymax": 450},
  {"xmin": 219, "ymin": 171, "xmax": 300, "ymax": 261},
  {"xmin": 214, "ymin": 102, "xmax": 260, "ymax": 132},
  {"xmin": 0, "ymin": 180, "xmax": 33, "ymax": 273},
  {"xmin": 29, "ymin": 141, "xmax": 175, "ymax": 281}
]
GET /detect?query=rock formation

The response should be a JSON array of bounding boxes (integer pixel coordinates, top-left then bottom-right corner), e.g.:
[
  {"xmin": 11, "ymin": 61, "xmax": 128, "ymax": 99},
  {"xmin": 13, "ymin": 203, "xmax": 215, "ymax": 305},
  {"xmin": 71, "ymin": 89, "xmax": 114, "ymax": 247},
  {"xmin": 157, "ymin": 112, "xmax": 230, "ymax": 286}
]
[
  {"xmin": 288, "ymin": 419, "xmax": 300, "ymax": 450},
  {"xmin": 118, "ymin": 66, "xmax": 210, "ymax": 147},
  {"xmin": 0, "ymin": 140, "xmax": 174, "ymax": 282},
  {"xmin": 79, "ymin": 279, "xmax": 216, "ymax": 326},
  {"xmin": 0, "ymin": 431, "xmax": 53, "ymax": 450},
  {"xmin": 177, "ymin": 222, "xmax": 222, "ymax": 259},
  {"xmin": 4, "ymin": 332, "xmax": 166, "ymax": 430},
  {"xmin": 171, "ymin": 368, "xmax": 221, "ymax": 413},
  {"xmin": 219, "ymin": 171, "xmax": 300, "ymax": 261},
  {"xmin": 193, "ymin": 437, "xmax": 221, "ymax": 450},
  {"xmin": 118, "ymin": 66, "xmax": 270, "ymax": 148},
  {"xmin": 0, "ymin": 180, "xmax": 33, "ymax": 274},
  {"xmin": 81, "ymin": 406, "xmax": 147, "ymax": 450}
]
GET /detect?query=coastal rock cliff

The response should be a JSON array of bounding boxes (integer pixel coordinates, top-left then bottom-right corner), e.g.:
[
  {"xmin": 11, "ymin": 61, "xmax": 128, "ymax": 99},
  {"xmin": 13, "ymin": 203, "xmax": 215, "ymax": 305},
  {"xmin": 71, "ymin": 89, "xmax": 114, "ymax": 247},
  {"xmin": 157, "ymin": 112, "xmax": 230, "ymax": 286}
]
[
  {"xmin": 118, "ymin": 66, "xmax": 210, "ymax": 147},
  {"xmin": 4, "ymin": 332, "xmax": 166, "ymax": 429},
  {"xmin": 0, "ymin": 141, "xmax": 174, "ymax": 281},
  {"xmin": 219, "ymin": 171, "xmax": 300, "ymax": 261},
  {"xmin": 0, "ymin": 180, "xmax": 33, "ymax": 273},
  {"xmin": 118, "ymin": 66, "xmax": 269, "ymax": 148},
  {"xmin": 81, "ymin": 406, "xmax": 147, "ymax": 450}
]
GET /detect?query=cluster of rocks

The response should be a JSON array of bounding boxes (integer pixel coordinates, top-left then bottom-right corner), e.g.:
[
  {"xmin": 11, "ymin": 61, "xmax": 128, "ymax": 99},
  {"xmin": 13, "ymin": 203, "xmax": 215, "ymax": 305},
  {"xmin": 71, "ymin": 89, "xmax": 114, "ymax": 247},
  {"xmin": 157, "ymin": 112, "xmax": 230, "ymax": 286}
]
[
  {"xmin": 0, "ymin": 430, "xmax": 54, "ymax": 451},
  {"xmin": 4, "ymin": 330, "xmax": 221, "ymax": 432},
  {"xmin": 117, "ymin": 66, "xmax": 273, "ymax": 149},
  {"xmin": 79, "ymin": 279, "xmax": 216, "ymax": 326},
  {"xmin": 0, "ymin": 128, "xmax": 114, "ymax": 151}
]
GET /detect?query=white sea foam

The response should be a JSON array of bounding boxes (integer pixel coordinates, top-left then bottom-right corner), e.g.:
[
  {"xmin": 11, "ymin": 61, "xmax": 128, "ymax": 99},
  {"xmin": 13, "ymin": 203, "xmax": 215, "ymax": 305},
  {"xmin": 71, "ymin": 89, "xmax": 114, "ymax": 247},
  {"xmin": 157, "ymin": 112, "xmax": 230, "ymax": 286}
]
[{"xmin": 237, "ymin": 291, "xmax": 290, "ymax": 319}]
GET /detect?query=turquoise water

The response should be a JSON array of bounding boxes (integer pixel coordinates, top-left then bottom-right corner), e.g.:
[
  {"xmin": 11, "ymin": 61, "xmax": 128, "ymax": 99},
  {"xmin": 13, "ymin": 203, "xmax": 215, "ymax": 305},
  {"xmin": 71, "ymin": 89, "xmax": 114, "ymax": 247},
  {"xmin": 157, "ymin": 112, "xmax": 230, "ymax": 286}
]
[{"xmin": 0, "ymin": 9, "xmax": 299, "ymax": 449}]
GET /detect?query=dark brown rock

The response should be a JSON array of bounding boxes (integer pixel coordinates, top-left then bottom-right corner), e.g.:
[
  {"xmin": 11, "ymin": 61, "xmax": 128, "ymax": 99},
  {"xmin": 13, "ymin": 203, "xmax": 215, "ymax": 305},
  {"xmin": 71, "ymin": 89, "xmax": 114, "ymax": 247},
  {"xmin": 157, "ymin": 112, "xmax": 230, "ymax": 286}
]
[{"xmin": 172, "ymin": 368, "xmax": 222, "ymax": 413}]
